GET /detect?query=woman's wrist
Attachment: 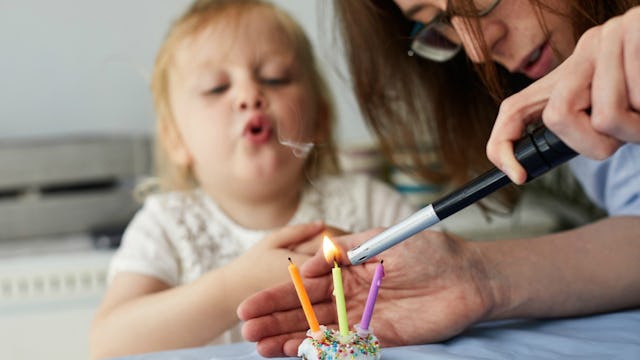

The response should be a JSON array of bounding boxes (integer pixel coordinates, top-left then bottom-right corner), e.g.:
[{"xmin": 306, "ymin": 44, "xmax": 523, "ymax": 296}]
[{"xmin": 471, "ymin": 240, "xmax": 517, "ymax": 322}]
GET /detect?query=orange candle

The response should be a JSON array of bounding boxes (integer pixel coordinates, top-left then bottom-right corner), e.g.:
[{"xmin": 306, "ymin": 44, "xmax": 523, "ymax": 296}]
[{"xmin": 288, "ymin": 257, "xmax": 320, "ymax": 332}]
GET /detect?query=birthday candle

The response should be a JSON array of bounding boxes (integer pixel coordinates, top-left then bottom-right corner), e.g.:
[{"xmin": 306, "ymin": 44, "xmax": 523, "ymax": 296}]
[
  {"xmin": 360, "ymin": 260, "xmax": 384, "ymax": 330},
  {"xmin": 332, "ymin": 260, "xmax": 349, "ymax": 336},
  {"xmin": 323, "ymin": 236, "xmax": 350, "ymax": 336},
  {"xmin": 288, "ymin": 258, "xmax": 320, "ymax": 332}
]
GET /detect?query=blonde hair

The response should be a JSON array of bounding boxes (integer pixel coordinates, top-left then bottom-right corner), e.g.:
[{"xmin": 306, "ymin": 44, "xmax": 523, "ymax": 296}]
[{"xmin": 149, "ymin": 0, "xmax": 339, "ymax": 192}]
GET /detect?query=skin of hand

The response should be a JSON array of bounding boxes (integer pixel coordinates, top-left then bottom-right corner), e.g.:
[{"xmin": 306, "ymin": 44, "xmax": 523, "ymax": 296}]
[
  {"xmin": 239, "ymin": 218, "xmax": 640, "ymax": 359},
  {"xmin": 487, "ymin": 6, "xmax": 640, "ymax": 184},
  {"xmin": 237, "ymin": 228, "xmax": 494, "ymax": 357},
  {"xmin": 230, "ymin": 224, "xmax": 349, "ymax": 294},
  {"xmin": 226, "ymin": 221, "xmax": 330, "ymax": 293},
  {"xmin": 90, "ymin": 221, "xmax": 326, "ymax": 360}
]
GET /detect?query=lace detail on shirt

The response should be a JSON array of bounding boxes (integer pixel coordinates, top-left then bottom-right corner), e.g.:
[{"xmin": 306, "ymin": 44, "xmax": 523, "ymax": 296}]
[
  {"xmin": 162, "ymin": 192, "xmax": 238, "ymax": 284},
  {"xmin": 299, "ymin": 176, "xmax": 362, "ymax": 232}
]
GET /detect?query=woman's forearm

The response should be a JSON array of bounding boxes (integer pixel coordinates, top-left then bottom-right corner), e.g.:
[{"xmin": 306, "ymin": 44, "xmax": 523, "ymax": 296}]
[{"xmin": 478, "ymin": 216, "xmax": 640, "ymax": 320}]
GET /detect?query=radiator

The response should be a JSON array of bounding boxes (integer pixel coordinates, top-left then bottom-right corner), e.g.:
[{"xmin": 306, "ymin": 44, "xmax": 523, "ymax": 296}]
[
  {"xmin": 0, "ymin": 238, "xmax": 113, "ymax": 360},
  {"xmin": 0, "ymin": 135, "xmax": 149, "ymax": 359}
]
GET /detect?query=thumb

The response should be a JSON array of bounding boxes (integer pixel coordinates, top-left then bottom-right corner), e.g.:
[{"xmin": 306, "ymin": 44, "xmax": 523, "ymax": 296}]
[{"xmin": 265, "ymin": 221, "xmax": 325, "ymax": 248}]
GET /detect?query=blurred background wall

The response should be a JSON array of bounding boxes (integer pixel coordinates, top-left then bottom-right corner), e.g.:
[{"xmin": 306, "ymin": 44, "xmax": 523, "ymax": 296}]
[{"xmin": 0, "ymin": 0, "xmax": 372, "ymax": 144}]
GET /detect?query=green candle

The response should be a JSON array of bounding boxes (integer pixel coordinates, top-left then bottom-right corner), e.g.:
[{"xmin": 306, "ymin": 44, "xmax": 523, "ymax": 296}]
[
  {"xmin": 332, "ymin": 260, "xmax": 349, "ymax": 336},
  {"xmin": 323, "ymin": 236, "xmax": 350, "ymax": 337}
]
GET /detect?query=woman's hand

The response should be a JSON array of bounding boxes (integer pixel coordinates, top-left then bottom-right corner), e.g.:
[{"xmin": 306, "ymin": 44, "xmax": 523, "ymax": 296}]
[
  {"xmin": 487, "ymin": 6, "xmax": 640, "ymax": 184},
  {"xmin": 237, "ymin": 229, "xmax": 495, "ymax": 357}
]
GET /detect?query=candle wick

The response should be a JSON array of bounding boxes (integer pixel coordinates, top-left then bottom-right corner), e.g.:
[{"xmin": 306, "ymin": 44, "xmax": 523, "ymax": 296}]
[
  {"xmin": 380, "ymin": 260, "xmax": 383, "ymax": 264},
  {"xmin": 288, "ymin": 257, "xmax": 293, "ymax": 264}
]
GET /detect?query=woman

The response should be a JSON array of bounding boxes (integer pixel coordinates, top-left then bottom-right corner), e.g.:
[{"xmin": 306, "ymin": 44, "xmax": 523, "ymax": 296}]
[{"xmin": 237, "ymin": 1, "xmax": 640, "ymax": 357}]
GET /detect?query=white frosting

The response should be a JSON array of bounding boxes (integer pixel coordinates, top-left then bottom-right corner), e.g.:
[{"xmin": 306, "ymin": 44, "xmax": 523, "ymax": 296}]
[{"xmin": 297, "ymin": 338, "xmax": 320, "ymax": 360}]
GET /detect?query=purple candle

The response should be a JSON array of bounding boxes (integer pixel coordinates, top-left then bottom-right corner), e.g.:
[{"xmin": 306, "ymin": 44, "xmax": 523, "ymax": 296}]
[{"xmin": 360, "ymin": 260, "xmax": 385, "ymax": 330}]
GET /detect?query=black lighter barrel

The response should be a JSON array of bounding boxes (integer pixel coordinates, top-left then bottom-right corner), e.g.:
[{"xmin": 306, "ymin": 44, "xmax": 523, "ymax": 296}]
[
  {"xmin": 514, "ymin": 126, "xmax": 578, "ymax": 179},
  {"xmin": 432, "ymin": 168, "xmax": 509, "ymax": 220},
  {"xmin": 348, "ymin": 126, "xmax": 578, "ymax": 265},
  {"xmin": 433, "ymin": 126, "xmax": 578, "ymax": 220}
]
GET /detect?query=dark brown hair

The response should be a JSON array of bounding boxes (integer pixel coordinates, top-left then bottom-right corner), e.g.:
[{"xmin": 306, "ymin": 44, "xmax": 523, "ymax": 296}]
[{"xmin": 333, "ymin": 0, "xmax": 637, "ymax": 207}]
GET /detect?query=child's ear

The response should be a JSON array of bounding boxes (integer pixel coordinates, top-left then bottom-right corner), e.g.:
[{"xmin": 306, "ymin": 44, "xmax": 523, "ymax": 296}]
[{"xmin": 159, "ymin": 119, "xmax": 192, "ymax": 167}]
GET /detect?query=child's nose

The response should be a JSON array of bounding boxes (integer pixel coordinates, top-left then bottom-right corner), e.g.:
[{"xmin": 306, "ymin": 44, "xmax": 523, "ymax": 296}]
[{"xmin": 236, "ymin": 86, "xmax": 267, "ymax": 111}]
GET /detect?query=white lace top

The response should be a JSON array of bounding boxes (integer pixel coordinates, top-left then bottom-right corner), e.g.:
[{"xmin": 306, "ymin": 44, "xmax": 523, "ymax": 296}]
[{"xmin": 107, "ymin": 174, "xmax": 415, "ymax": 344}]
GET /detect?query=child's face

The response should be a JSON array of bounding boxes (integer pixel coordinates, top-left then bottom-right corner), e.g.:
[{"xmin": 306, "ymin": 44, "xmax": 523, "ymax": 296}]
[
  {"xmin": 167, "ymin": 10, "xmax": 322, "ymax": 198},
  {"xmin": 396, "ymin": 0, "xmax": 576, "ymax": 79}
]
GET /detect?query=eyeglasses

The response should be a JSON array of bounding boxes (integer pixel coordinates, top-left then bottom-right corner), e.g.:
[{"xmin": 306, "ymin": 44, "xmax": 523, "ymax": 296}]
[{"xmin": 409, "ymin": 0, "xmax": 501, "ymax": 62}]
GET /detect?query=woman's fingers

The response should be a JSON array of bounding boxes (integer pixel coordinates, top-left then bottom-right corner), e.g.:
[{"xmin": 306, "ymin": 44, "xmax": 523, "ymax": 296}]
[
  {"xmin": 624, "ymin": 7, "xmax": 640, "ymax": 115},
  {"xmin": 237, "ymin": 282, "xmax": 300, "ymax": 322},
  {"xmin": 488, "ymin": 65, "xmax": 562, "ymax": 183},
  {"xmin": 254, "ymin": 333, "xmax": 307, "ymax": 357},
  {"xmin": 540, "ymin": 29, "xmax": 605, "ymax": 157},
  {"xmin": 244, "ymin": 300, "xmax": 336, "ymax": 341},
  {"xmin": 239, "ymin": 276, "xmax": 337, "ymax": 357},
  {"xmin": 239, "ymin": 276, "xmax": 332, "ymax": 321},
  {"xmin": 618, "ymin": 8, "xmax": 640, "ymax": 142},
  {"xmin": 588, "ymin": 17, "xmax": 628, "ymax": 156}
]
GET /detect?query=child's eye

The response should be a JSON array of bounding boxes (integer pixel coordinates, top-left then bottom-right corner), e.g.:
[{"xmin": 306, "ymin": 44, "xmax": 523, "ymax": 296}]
[
  {"xmin": 206, "ymin": 84, "xmax": 229, "ymax": 95},
  {"xmin": 261, "ymin": 78, "xmax": 289, "ymax": 86}
]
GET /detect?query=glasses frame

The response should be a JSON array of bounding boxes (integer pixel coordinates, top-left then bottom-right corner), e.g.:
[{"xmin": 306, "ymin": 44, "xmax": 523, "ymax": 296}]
[{"xmin": 409, "ymin": 0, "xmax": 502, "ymax": 62}]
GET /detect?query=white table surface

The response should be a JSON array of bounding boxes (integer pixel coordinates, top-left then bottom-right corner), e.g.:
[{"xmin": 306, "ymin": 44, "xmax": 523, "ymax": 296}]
[{"xmin": 113, "ymin": 308, "xmax": 640, "ymax": 359}]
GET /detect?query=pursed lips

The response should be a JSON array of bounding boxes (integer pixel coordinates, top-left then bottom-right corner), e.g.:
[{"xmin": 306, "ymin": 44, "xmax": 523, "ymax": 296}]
[{"xmin": 242, "ymin": 114, "xmax": 273, "ymax": 144}]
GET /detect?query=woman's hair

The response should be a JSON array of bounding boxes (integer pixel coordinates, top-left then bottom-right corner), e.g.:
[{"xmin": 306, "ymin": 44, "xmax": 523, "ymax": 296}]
[
  {"xmin": 150, "ymin": 0, "xmax": 339, "ymax": 191},
  {"xmin": 333, "ymin": 0, "xmax": 637, "ymax": 208}
]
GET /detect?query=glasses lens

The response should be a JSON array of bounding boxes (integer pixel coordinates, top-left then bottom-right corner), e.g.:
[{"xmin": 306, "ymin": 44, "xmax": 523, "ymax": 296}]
[
  {"xmin": 411, "ymin": 23, "xmax": 461, "ymax": 62},
  {"xmin": 473, "ymin": 0, "xmax": 498, "ymax": 9},
  {"xmin": 450, "ymin": 0, "xmax": 500, "ymax": 17}
]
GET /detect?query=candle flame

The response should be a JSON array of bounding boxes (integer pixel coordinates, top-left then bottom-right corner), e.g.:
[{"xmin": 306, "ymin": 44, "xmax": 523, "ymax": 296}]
[{"xmin": 322, "ymin": 235, "xmax": 340, "ymax": 264}]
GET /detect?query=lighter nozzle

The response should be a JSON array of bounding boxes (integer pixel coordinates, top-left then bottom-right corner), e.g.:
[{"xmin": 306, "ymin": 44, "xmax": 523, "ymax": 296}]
[{"xmin": 346, "ymin": 205, "xmax": 440, "ymax": 265}]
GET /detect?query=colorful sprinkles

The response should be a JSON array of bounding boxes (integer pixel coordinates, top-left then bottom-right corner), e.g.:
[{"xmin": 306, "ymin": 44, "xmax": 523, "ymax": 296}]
[{"xmin": 298, "ymin": 327, "xmax": 381, "ymax": 360}]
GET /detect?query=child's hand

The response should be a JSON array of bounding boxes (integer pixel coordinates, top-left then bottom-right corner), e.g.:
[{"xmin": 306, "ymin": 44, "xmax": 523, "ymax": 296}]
[
  {"xmin": 229, "ymin": 222, "xmax": 326, "ymax": 293},
  {"xmin": 290, "ymin": 225, "xmax": 350, "ymax": 256}
]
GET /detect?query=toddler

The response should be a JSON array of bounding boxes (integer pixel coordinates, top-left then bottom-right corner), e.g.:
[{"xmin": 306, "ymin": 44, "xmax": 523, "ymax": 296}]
[{"xmin": 90, "ymin": 1, "xmax": 415, "ymax": 359}]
